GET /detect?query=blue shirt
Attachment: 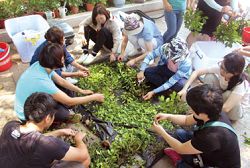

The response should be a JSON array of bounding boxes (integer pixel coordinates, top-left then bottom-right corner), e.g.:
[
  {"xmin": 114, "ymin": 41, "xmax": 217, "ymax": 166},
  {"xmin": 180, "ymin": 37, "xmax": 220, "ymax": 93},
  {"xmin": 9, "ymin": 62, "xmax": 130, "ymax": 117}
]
[
  {"xmin": 30, "ymin": 41, "xmax": 74, "ymax": 76},
  {"xmin": 136, "ymin": 18, "xmax": 163, "ymax": 46},
  {"xmin": 168, "ymin": 0, "xmax": 186, "ymax": 11},
  {"xmin": 140, "ymin": 45, "xmax": 192, "ymax": 93},
  {"xmin": 15, "ymin": 62, "xmax": 60, "ymax": 120}
]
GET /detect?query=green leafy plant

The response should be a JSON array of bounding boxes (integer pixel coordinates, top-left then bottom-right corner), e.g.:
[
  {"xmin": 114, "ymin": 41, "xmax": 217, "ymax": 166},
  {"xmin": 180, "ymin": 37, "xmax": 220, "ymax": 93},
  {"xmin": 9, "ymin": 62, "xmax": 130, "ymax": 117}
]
[
  {"xmin": 24, "ymin": 0, "xmax": 47, "ymax": 13},
  {"xmin": 214, "ymin": 20, "xmax": 241, "ymax": 47},
  {"xmin": 84, "ymin": 0, "xmax": 105, "ymax": 5},
  {"xmin": 77, "ymin": 63, "xmax": 188, "ymax": 167},
  {"xmin": 184, "ymin": 8, "xmax": 208, "ymax": 33},
  {"xmin": 45, "ymin": 0, "xmax": 61, "ymax": 11},
  {"xmin": 68, "ymin": 0, "xmax": 83, "ymax": 6},
  {"xmin": 214, "ymin": 17, "xmax": 249, "ymax": 47},
  {"xmin": 243, "ymin": 133, "xmax": 250, "ymax": 145},
  {"xmin": 0, "ymin": 0, "xmax": 25, "ymax": 19}
]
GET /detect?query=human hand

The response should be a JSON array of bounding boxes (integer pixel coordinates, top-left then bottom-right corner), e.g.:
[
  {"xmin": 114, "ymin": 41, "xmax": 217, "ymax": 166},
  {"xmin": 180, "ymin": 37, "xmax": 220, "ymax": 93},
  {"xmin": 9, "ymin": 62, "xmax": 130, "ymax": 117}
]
[
  {"xmin": 93, "ymin": 93, "xmax": 105, "ymax": 103},
  {"xmin": 110, "ymin": 53, "xmax": 116, "ymax": 63},
  {"xmin": 74, "ymin": 131, "xmax": 86, "ymax": 142},
  {"xmin": 154, "ymin": 113, "xmax": 171, "ymax": 122},
  {"xmin": 233, "ymin": 48, "xmax": 242, "ymax": 54},
  {"xmin": 152, "ymin": 120, "xmax": 166, "ymax": 136},
  {"xmin": 59, "ymin": 128, "xmax": 77, "ymax": 136},
  {"xmin": 143, "ymin": 91, "xmax": 155, "ymax": 100},
  {"xmin": 221, "ymin": 6, "xmax": 232, "ymax": 15},
  {"xmin": 137, "ymin": 71, "xmax": 145, "ymax": 82},
  {"xmin": 117, "ymin": 54, "xmax": 125, "ymax": 62},
  {"xmin": 82, "ymin": 39, "xmax": 87, "ymax": 46},
  {"xmin": 81, "ymin": 66, "xmax": 90, "ymax": 73},
  {"xmin": 165, "ymin": 3, "xmax": 173, "ymax": 12},
  {"xmin": 126, "ymin": 59, "xmax": 136, "ymax": 67},
  {"xmin": 81, "ymin": 89, "xmax": 94, "ymax": 95},
  {"xmin": 177, "ymin": 89, "xmax": 187, "ymax": 102},
  {"xmin": 77, "ymin": 70, "xmax": 89, "ymax": 77}
]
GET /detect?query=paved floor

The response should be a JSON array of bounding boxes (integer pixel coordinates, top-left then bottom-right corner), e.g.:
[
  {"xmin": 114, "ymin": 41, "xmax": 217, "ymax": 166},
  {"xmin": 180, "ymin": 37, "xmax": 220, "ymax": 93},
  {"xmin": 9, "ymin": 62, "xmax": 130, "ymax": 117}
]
[{"xmin": 0, "ymin": 9, "xmax": 249, "ymax": 168}]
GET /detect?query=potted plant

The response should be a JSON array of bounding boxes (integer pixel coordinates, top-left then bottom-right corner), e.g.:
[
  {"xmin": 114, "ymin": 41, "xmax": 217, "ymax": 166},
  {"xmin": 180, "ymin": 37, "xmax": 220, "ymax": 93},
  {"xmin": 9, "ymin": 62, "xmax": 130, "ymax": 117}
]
[
  {"xmin": 184, "ymin": 8, "xmax": 208, "ymax": 34},
  {"xmin": 68, "ymin": 0, "xmax": 83, "ymax": 14},
  {"xmin": 0, "ymin": 1, "xmax": 8, "ymax": 28},
  {"xmin": 214, "ymin": 19, "xmax": 246, "ymax": 48},
  {"xmin": 84, "ymin": 0, "xmax": 107, "ymax": 11},
  {"xmin": 0, "ymin": 0, "xmax": 24, "ymax": 28},
  {"xmin": 85, "ymin": 0, "xmax": 96, "ymax": 11},
  {"xmin": 45, "ymin": 0, "xmax": 61, "ymax": 18},
  {"xmin": 23, "ymin": 0, "xmax": 47, "ymax": 18}
]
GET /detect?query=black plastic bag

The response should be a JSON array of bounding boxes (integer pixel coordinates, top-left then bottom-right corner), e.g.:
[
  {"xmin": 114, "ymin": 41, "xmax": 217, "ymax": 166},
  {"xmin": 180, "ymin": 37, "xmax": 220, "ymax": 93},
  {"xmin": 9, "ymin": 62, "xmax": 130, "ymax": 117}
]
[{"xmin": 74, "ymin": 105, "xmax": 118, "ymax": 148}]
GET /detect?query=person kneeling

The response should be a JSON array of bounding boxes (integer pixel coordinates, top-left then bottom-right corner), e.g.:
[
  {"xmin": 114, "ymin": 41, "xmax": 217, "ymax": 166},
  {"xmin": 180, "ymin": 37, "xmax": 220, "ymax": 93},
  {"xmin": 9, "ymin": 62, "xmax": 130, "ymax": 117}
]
[
  {"xmin": 137, "ymin": 37, "xmax": 192, "ymax": 100},
  {"xmin": 152, "ymin": 84, "xmax": 240, "ymax": 168},
  {"xmin": 0, "ymin": 92, "xmax": 90, "ymax": 168}
]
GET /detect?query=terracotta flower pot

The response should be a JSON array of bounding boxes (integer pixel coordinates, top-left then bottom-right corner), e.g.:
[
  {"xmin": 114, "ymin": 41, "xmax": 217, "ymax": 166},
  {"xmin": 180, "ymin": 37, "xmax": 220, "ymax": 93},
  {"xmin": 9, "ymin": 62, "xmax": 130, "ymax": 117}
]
[
  {"xmin": 54, "ymin": 9, "xmax": 60, "ymax": 18},
  {"xmin": 86, "ymin": 3, "xmax": 94, "ymax": 11},
  {"xmin": 33, "ymin": 12, "xmax": 46, "ymax": 19},
  {"xmin": 70, "ymin": 6, "xmax": 79, "ymax": 14},
  {"xmin": 0, "ymin": 19, "xmax": 5, "ymax": 29}
]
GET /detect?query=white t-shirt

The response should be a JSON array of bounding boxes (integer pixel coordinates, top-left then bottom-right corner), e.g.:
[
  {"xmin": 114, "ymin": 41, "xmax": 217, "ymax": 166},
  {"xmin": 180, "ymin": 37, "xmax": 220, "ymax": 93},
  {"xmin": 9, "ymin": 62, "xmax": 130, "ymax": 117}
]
[{"xmin": 207, "ymin": 66, "xmax": 250, "ymax": 109}]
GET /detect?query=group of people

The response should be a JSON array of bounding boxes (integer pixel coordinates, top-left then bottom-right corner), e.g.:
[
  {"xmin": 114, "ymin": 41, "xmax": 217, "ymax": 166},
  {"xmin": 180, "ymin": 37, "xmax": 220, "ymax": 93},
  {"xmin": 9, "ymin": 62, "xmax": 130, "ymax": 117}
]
[{"xmin": 0, "ymin": 1, "xmax": 249, "ymax": 168}]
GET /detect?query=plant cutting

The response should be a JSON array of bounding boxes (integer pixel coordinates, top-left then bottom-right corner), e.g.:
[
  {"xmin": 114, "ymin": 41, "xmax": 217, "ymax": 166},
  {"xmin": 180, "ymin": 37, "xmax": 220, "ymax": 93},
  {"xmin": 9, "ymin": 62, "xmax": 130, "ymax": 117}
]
[
  {"xmin": 214, "ymin": 16, "xmax": 248, "ymax": 47},
  {"xmin": 75, "ymin": 62, "xmax": 188, "ymax": 167},
  {"xmin": 184, "ymin": 8, "xmax": 208, "ymax": 34}
]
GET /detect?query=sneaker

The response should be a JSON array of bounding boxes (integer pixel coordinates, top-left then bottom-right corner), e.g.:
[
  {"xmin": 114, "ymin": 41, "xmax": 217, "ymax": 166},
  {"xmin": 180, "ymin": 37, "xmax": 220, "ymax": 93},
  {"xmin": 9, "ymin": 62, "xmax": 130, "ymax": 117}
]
[
  {"xmin": 82, "ymin": 53, "xmax": 96, "ymax": 65},
  {"xmin": 149, "ymin": 59, "xmax": 154, "ymax": 65},
  {"xmin": 77, "ymin": 53, "xmax": 88, "ymax": 63},
  {"xmin": 164, "ymin": 148, "xmax": 182, "ymax": 167},
  {"xmin": 66, "ymin": 77, "xmax": 78, "ymax": 84}
]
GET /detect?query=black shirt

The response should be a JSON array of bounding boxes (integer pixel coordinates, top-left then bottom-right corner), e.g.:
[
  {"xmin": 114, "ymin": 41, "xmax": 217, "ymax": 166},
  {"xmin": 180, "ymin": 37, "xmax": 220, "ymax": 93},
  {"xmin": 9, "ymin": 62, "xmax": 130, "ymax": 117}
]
[
  {"xmin": 0, "ymin": 121, "xmax": 70, "ymax": 168},
  {"xmin": 191, "ymin": 112, "xmax": 241, "ymax": 168}
]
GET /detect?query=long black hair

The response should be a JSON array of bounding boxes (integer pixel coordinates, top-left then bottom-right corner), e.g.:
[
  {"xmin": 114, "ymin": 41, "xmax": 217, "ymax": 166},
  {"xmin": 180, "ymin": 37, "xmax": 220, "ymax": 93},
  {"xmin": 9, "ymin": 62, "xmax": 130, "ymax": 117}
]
[
  {"xmin": 39, "ymin": 42, "xmax": 64, "ymax": 69},
  {"xmin": 92, "ymin": 3, "xmax": 110, "ymax": 26},
  {"xmin": 223, "ymin": 53, "xmax": 246, "ymax": 90}
]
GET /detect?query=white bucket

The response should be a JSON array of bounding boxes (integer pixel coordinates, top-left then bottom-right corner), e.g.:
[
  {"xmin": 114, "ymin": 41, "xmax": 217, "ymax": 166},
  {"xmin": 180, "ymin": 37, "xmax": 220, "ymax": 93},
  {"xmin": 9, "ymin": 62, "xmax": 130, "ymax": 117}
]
[
  {"xmin": 190, "ymin": 41, "xmax": 242, "ymax": 70},
  {"xmin": 5, "ymin": 15, "xmax": 50, "ymax": 63},
  {"xmin": 12, "ymin": 30, "xmax": 46, "ymax": 63}
]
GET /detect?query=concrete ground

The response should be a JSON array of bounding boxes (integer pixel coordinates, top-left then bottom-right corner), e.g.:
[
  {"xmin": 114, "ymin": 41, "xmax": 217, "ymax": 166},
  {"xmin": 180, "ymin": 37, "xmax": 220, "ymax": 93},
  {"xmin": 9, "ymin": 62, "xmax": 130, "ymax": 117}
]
[{"xmin": 0, "ymin": 7, "xmax": 250, "ymax": 168}]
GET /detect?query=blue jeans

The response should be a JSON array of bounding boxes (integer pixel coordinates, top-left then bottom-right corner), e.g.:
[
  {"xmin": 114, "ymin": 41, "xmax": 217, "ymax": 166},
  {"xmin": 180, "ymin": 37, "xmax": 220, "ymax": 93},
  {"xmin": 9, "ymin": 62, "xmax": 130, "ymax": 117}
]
[
  {"xmin": 163, "ymin": 10, "xmax": 184, "ymax": 43},
  {"xmin": 173, "ymin": 129, "xmax": 197, "ymax": 168},
  {"xmin": 144, "ymin": 64, "xmax": 187, "ymax": 92}
]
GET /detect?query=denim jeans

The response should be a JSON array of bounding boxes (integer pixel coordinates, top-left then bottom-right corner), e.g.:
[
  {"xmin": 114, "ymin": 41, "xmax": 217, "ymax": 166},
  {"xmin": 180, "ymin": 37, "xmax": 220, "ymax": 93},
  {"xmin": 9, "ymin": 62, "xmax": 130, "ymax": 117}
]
[
  {"xmin": 163, "ymin": 10, "xmax": 184, "ymax": 43},
  {"xmin": 54, "ymin": 84, "xmax": 74, "ymax": 122},
  {"xmin": 144, "ymin": 64, "xmax": 187, "ymax": 92},
  {"xmin": 173, "ymin": 129, "xmax": 197, "ymax": 168}
]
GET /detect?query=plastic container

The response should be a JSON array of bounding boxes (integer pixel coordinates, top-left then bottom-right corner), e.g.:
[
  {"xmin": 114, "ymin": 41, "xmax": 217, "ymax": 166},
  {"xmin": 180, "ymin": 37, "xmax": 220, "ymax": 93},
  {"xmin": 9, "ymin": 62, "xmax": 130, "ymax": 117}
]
[
  {"xmin": 0, "ymin": 42, "xmax": 12, "ymax": 72},
  {"xmin": 190, "ymin": 41, "xmax": 242, "ymax": 71},
  {"xmin": 4, "ymin": 15, "xmax": 50, "ymax": 63},
  {"xmin": 242, "ymin": 27, "xmax": 250, "ymax": 45}
]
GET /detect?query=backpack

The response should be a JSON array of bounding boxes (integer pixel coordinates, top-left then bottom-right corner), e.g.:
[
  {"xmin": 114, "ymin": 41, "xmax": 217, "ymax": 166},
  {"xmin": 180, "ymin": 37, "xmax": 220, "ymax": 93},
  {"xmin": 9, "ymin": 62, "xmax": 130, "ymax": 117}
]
[{"xmin": 197, "ymin": 121, "xmax": 237, "ymax": 136}]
